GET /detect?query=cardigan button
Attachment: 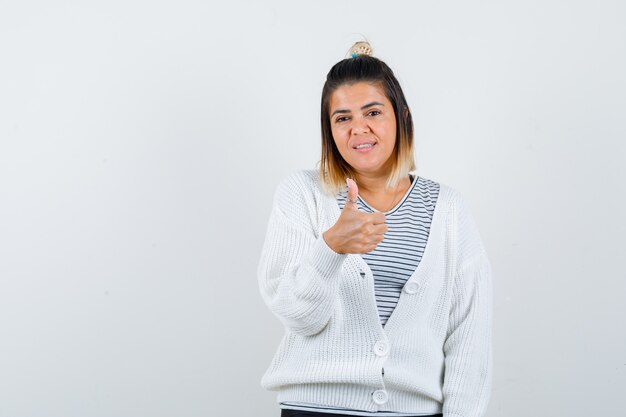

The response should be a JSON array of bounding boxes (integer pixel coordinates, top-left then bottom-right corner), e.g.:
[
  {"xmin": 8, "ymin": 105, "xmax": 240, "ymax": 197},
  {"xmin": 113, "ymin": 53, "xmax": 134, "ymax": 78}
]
[
  {"xmin": 373, "ymin": 341, "xmax": 390, "ymax": 357},
  {"xmin": 404, "ymin": 281, "xmax": 419, "ymax": 294},
  {"xmin": 372, "ymin": 389, "xmax": 388, "ymax": 404}
]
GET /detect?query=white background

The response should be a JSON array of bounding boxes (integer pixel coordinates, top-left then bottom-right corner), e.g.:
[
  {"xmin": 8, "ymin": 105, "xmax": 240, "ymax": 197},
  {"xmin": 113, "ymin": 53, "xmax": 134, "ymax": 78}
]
[{"xmin": 1, "ymin": 1, "xmax": 624, "ymax": 416}]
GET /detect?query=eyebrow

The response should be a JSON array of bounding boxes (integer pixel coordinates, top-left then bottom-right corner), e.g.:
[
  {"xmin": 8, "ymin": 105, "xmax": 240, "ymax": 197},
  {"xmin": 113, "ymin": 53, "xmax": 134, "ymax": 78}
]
[{"xmin": 331, "ymin": 101, "xmax": 385, "ymax": 117}]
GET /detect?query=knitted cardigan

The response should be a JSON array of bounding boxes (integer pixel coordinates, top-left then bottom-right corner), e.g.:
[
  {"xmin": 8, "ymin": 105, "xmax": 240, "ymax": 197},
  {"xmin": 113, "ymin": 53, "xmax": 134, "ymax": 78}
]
[{"xmin": 257, "ymin": 169, "xmax": 493, "ymax": 417}]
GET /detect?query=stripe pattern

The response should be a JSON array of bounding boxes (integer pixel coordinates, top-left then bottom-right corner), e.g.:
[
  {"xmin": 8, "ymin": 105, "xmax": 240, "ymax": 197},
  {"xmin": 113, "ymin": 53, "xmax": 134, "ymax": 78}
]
[{"xmin": 336, "ymin": 174, "xmax": 440, "ymax": 327}]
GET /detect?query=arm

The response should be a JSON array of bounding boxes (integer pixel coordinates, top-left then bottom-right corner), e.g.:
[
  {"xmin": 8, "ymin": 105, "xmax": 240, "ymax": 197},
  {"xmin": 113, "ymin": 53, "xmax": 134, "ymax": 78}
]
[
  {"xmin": 442, "ymin": 191, "xmax": 494, "ymax": 417},
  {"xmin": 257, "ymin": 176, "xmax": 347, "ymax": 337},
  {"xmin": 442, "ymin": 252, "xmax": 493, "ymax": 417}
]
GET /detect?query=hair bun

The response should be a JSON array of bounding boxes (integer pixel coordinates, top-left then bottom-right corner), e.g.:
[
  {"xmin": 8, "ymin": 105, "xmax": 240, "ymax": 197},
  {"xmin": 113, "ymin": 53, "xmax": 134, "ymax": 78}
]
[{"xmin": 346, "ymin": 41, "xmax": 373, "ymax": 58}]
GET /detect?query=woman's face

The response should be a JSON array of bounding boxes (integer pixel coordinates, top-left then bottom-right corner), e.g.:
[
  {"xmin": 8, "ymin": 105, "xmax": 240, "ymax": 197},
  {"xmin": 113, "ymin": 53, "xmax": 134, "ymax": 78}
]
[{"xmin": 328, "ymin": 82, "xmax": 397, "ymax": 178}]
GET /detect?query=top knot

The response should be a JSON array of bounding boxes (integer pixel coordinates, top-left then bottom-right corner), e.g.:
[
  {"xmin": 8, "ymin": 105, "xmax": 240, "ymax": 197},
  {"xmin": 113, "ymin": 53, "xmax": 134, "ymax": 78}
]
[{"xmin": 346, "ymin": 41, "xmax": 373, "ymax": 59}]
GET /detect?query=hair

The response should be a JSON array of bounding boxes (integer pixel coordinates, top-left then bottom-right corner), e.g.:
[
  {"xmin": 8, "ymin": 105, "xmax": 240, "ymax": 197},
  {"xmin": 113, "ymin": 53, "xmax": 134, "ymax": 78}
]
[{"xmin": 318, "ymin": 44, "xmax": 416, "ymax": 196}]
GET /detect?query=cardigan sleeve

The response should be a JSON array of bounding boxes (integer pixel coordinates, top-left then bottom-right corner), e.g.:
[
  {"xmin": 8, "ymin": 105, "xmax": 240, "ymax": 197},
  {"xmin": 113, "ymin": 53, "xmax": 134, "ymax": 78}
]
[
  {"xmin": 442, "ymin": 193, "xmax": 494, "ymax": 417},
  {"xmin": 257, "ymin": 174, "xmax": 347, "ymax": 337}
]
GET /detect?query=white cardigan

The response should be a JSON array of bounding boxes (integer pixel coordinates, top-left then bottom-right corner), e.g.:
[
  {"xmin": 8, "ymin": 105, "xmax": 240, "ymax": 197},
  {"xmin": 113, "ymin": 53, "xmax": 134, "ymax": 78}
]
[{"xmin": 257, "ymin": 169, "xmax": 493, "ymax": 417}]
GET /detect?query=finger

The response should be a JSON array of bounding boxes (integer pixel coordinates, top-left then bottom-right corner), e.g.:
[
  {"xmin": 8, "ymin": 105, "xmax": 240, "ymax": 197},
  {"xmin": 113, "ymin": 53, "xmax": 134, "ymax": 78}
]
[
  {"xmin": 369, "ymin": 212, "xmax": 387, "ymax": 225},
  {"xmin": 365, "ymin": 240, "xmax": 383, "ymax": 253},
  {"xmin": 372, "ymin": 223, "xmax": 388, "ymax": 235},
  {"xmin": 345, "ymin": 178, "xmax": 359, "ymax": 209}
]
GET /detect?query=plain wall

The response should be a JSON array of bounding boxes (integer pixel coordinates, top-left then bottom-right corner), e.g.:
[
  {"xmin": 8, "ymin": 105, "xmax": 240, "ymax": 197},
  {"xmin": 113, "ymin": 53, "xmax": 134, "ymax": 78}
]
[{"xmin": 1, "ymin": 1, "xmax": 624, "ymax": 416}]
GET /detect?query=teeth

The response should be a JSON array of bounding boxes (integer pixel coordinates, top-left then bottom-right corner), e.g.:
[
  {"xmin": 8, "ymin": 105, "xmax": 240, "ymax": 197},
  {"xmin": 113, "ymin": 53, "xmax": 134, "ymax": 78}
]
[{"xmin": 355, "ymin": 143, "xmax": 374, "ymax": 149}]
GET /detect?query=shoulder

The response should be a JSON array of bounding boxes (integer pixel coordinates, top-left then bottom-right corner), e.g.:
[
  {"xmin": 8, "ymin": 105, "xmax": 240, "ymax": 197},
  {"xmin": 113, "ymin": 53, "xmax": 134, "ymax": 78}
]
[
  {"xmin": 418, "ymin": 175, "xmax": 487, "ymax": 265},
  {"xmin": 276, "ymin": 169, "xmax": 319, "ymax": 192},
  {"xmin": 414, "ymin": 174, "xmax": 458, "ymax": 211},
  {"xmin": 271, "ymin": 169, "xmax": 322, "ymax": 230},
  {"xmin": 274, "ymin": 169, "xmax": 320, "ymax": 203},
  {"xmin": 447, "ymin": 185, "xmax": 488, "ymax": 267},
  {"xmin": 416, "ymin": 174, "xmax": 471, "ymax": 211}
]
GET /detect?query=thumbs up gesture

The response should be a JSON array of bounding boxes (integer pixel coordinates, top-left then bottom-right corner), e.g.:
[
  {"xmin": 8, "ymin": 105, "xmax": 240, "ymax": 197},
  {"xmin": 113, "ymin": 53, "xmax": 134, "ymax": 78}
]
[{"xmin": 323, "ymin": 178, "xmax": 388, "ymax": 254}]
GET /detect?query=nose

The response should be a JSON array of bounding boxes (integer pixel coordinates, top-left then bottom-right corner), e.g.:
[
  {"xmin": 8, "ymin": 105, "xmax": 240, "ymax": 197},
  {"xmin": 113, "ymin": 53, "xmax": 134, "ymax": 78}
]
[{"xmin": 352, "ymin": 118, "xmax": 370, "ymax": 135}]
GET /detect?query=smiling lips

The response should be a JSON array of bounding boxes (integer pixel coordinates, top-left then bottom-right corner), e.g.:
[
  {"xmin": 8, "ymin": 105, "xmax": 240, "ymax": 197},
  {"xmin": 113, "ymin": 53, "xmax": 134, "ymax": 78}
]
[{"xmin": 353, "ymin": 141, "xmax": 377, "ymax": 152}]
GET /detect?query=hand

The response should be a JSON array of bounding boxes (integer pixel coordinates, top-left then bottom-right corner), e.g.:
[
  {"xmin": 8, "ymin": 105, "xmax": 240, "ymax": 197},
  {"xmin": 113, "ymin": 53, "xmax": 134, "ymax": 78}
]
[{"xmin": 323, "ymin": 178, "xmax": 388, "ymax": 254}]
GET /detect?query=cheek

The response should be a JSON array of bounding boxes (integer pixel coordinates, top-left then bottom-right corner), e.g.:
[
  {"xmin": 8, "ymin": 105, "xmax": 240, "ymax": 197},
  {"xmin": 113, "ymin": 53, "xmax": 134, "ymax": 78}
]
[
  {"xmin": 382, "ymin": 121, "xmax": 397, "ymax": 143},
  {"xmin": 330, "ymin": 127, "xmax": 347, "ymax": 146}
]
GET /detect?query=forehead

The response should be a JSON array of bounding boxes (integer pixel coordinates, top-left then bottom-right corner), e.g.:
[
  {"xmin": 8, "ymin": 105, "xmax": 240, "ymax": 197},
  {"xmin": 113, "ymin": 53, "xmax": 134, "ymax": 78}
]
[{"xmin": 329, "ymin": 82, "xmax": 390, "ymax": 109}]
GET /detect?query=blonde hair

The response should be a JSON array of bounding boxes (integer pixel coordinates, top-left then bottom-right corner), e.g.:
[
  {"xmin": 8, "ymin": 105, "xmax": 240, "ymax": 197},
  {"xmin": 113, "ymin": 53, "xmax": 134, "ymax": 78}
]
[{"xmin": 318, "ymin": 43, "xmax": 416, "ymax": 196}]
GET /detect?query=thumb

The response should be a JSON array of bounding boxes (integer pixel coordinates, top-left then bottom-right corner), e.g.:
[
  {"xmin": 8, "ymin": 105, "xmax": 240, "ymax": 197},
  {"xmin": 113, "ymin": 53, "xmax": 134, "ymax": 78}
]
[{"xmin": 346, "ymin": 178, "xmax": 359, "ymax": 208}]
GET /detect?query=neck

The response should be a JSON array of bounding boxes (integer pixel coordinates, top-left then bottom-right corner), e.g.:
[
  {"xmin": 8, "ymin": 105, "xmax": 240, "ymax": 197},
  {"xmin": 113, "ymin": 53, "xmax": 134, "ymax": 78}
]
[
  {"xmin": 354, "ymin": 172, "xmax": 391, "ymax": 194},
  {"xmin": 354, "ymin": 171, "xmax": 410, "ymax": 196},
  {"xmin": 352, "ymin": 171, "xmax": 411, "ymax": 213}
]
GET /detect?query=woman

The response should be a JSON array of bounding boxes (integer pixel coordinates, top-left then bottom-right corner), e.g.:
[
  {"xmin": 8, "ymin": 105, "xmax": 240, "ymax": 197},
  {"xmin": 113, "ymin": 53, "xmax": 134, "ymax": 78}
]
[{"xmin": 257, "ymin": 42, "xmax": 493, "ymax": 417}]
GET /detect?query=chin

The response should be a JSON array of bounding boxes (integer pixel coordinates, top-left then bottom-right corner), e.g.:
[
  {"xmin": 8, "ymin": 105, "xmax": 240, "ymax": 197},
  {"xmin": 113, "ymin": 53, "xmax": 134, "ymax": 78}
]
[{"xmin": 351, "ymin": 164, "xmax": 385, "ymax": 174}]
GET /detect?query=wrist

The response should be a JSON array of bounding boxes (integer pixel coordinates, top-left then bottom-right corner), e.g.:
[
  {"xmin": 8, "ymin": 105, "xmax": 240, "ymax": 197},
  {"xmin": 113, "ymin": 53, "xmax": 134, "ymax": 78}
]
[{"xmin": 323, "ymin": 229, "xmax": 342, "ymax": 254}]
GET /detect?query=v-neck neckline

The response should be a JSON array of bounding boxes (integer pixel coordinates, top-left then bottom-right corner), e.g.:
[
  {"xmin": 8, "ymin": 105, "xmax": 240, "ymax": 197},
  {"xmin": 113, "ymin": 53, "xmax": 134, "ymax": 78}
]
[
  {"xmin": 356, "ymin": 174, "xmax": 418, "ymax": 215},
  {"xmin": 324, "ymin": 177, "xmax": 451, "ymax": 335}
]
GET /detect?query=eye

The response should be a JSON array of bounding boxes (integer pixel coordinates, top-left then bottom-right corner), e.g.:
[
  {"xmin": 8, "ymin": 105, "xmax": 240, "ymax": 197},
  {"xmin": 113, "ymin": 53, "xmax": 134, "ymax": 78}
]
[
  {"xmin": 368, "ymin": 110, "xmax": 381, "ymax": 116},
  {"xmin": 335, "ymin": 116, "xmax": 349, "ymax": 123}
]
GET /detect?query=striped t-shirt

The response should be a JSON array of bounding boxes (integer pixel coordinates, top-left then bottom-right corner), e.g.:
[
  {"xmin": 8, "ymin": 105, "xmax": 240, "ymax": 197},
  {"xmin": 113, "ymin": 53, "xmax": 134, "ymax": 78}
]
[{"xmin": 280, "ymin": 173, "xmax": 441, "ymax": 416}]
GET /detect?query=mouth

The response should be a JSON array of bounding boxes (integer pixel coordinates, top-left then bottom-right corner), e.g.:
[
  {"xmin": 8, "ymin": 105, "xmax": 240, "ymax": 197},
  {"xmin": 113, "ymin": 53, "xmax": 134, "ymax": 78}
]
[{"xmin": 352, "ymin": 141, "xmax": 377, "ymax": 150}]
